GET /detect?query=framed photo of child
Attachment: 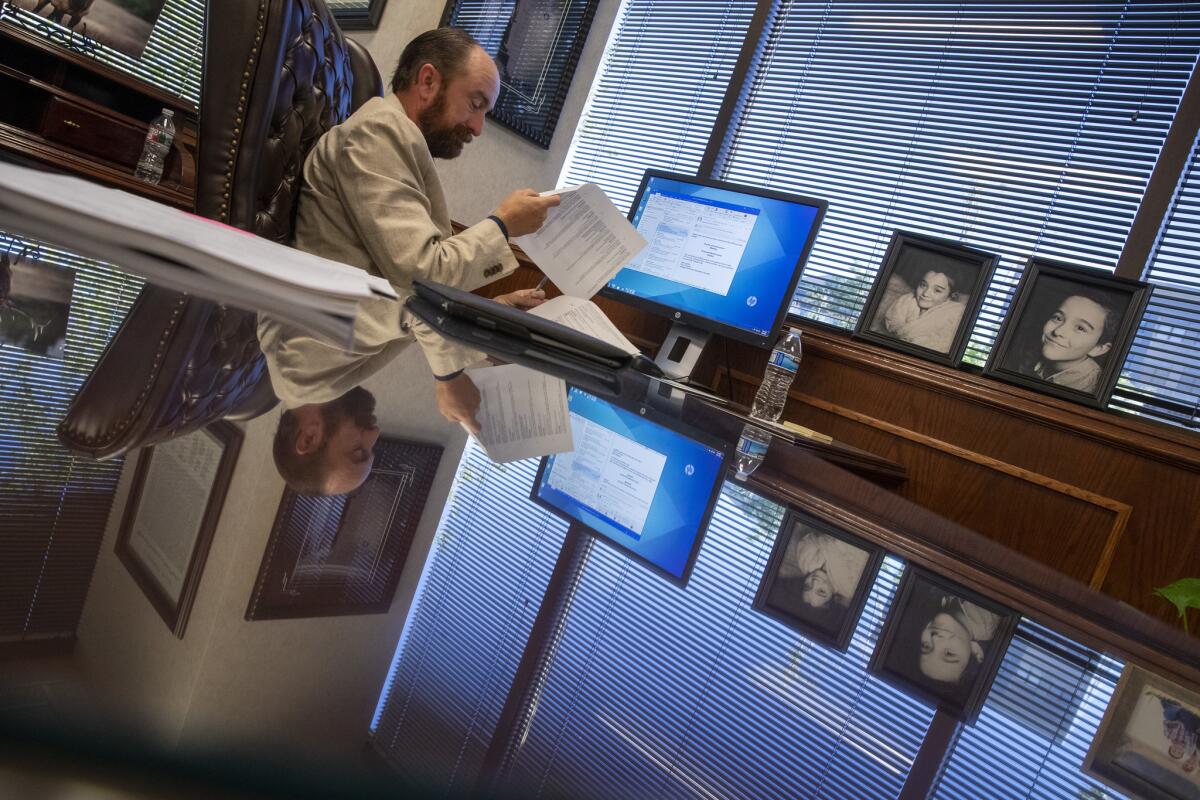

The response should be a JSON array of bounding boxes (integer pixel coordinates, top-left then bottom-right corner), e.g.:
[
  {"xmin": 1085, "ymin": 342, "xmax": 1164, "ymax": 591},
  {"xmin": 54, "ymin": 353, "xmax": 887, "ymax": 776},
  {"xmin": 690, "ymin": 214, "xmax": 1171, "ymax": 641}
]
[
  {"xmin": 983, "ymin": 258, "xmax": 1151, "ymax": 408},
  {"xmin": 753, "ymin": 508, "xmax": 884, "ymax": 651},
  {"xmin": 1084, "ymin": 664, "xmax": 1200, "ymax": 800},
  {"xmin": 855, "ymin": 231, "xmax": 999, "ymax": 366},
  {"xmin": 868, "ymin": 567, "xmax": 1018, "ymax": 723}
]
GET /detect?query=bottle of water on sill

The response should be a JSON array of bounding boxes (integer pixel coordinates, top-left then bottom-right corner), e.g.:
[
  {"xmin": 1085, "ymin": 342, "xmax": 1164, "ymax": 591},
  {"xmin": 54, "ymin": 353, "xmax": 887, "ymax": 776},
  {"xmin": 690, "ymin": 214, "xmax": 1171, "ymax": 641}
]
[
  {"xmin": 135, "ymin": 108, "xmax": 175, "ymax": 185},
  {"xmin": 750, "ymin": 328, "xmax": 802, "ymax": 422},
  {"xmin": 733, "ymin": 423, "xmax": 772, "ymax": 481}
]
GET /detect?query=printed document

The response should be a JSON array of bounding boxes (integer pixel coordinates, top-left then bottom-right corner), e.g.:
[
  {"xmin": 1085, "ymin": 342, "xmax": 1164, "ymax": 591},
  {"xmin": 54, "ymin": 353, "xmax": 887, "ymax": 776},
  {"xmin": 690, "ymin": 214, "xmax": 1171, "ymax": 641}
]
[
  {"xmin": 529, "ymin": 295, "xmax": 638, "ymax": 355},
  {"xmin": 546, "ymin": 413, "xmax": 667, "ymax": 538},
  {"xmin": 466, "ymin": 364, "xmax": 572, "ymax": 463},
  {"xmin": 515, "ymin": 183, "xmax": 647, "ymax": 299}
]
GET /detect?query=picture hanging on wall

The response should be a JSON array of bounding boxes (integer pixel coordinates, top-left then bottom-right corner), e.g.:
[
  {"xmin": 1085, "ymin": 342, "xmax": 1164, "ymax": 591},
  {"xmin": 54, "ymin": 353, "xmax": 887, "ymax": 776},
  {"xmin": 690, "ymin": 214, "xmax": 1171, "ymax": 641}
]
[
  {"xmin": 7, "ymin": 0, "xmax": 169, "ymax": 59},
  {"xmin": 246, "ymin": 437, "xmax": 443, "ymax": 621},
  {"xmin": 869, "ymin": 567, "xmax": 1018, "ymax": 723},
  {"xmin": 441, "ymin": 0, "xmax": 599, "ymax": 148},
  {"xmin": 984, "ymin": 257, "xmax": 1151, "ymax": 408},
  {"xmin": 0, "ymin": 238, "xmax": 73, "ymax": 358},
  {"xmin": 1084, "ymin": 664, "xmax": 1200, "ymax": 800},
  {"xmin": 855, "ymin": 231, "xmax": 999, "ymax": 366},
  {"xmin": 753, "ymin": 507, "xmax": 884, "ymax": 651}
]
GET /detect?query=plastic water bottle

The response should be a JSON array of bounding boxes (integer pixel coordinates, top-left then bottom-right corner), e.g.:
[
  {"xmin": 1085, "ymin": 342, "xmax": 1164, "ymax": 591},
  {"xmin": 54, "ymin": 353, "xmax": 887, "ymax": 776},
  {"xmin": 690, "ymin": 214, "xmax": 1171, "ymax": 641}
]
[
  {"xmin": 135, "ymin": 109, "xmax": 175, "ymax": 185},
  {"xmin": 750, "ymin": 328, "xmax": 802, "ymax": 422},
  {"xmin": 733, "ymin": 423, "xmax": 772, "ymax": 481}
]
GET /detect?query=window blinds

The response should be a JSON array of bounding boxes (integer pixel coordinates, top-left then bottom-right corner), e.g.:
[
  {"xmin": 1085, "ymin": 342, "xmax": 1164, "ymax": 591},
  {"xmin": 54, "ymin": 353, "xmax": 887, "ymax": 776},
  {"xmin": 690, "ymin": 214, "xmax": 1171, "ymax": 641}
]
[
  {"xmin": 557, "ymin": 0, "xmax": 759, "ymax": 213},
  {"xmin": 0, "ymin": 234, "xmax": 141, "ymax": 643},
  {"xmin": 717, "ymin": 1, "xmax": 1200, "ymax": 366},
  {"xmin": 369, "ymin": 442, "xmax": 568, "ymax": 795},
  {"xmin": 498, "ymin": 485, "xmax": 933, "ymax": 800},
  {"xmin": 443, "ymin": 1, "xmax": 519, "ymax": 53},
  {"xmin": 3, "ymin": 0, "xmax": 205, "ymax": 105},
  {"xmin": 931, "ymin": 621, "xmax": 1126, "ymax": 799},
  {"xmin": 1115, "ymin": 135, "xmax": 1200, "ymax": 427}
]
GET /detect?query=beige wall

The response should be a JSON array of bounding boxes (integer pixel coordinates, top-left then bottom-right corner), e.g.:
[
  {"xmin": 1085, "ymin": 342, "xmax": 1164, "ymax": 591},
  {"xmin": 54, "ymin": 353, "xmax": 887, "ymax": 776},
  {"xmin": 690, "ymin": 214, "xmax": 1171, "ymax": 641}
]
[
  {"xmin": 74, "ymin": 345, "xmax": 469, "ymax": 765},
  {"xmin": 351, "ymin": 0, "xmax": 623, "ymax": 223}
]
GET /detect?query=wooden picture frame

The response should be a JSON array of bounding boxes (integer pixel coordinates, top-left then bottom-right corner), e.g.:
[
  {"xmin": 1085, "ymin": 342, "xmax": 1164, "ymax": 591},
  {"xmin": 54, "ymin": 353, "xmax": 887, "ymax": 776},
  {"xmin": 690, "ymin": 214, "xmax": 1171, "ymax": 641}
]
[
  {"xmin": 854, "ymin": 231, "xmax": 999, "ymax": 366},
  {"xmin": 753, "ymin": 507, "xmax": 883, "ymax": 651},
  {"xmin": 115, "ymin": 421, "xmax": 243, "ymax": 638},
  {"xmin": 984, "ymin": 257, "xmax": 1152, "ymax": 408},
  {"xmin": 1084, "ymin": 665, "xmax": 1200, "ymax": 800},
  {"xmin": 245, "ymin": 437, "xmax": 442, "ymax": 621},
  {"xmin": 442, "ymin": 0, "xmax": 598, "ymax": 148},
  {"xmin": 329, "ymin": 0, "xmax": 388, "ymax": 31},
  {"xmin": 869, "ymin": 567, "xmax": 1018, "ymax": 723}
]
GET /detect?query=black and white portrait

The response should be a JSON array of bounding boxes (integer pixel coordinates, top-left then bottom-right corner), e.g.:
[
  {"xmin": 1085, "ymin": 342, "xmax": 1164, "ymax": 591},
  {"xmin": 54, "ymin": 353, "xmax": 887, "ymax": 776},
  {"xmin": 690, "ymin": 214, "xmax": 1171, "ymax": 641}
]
[
  {"xmin": 0, "ymin": 241, "xmax": 73, "ymax": 358},
  {"xmin": 9, "ymin": 0, "xmax": 168, "ymax": 59},
  {"xmin": 870, "ymin": 568, "xmax": 1017, "ymax": 722},
  {"xmin": 856, "ymin": 231, "xmax": 998, "ymax": 365},
  {"xmin": 754, "ymin": 510, "xmax": 883, "ymax": 651},
  {"xmin": 985, "ymin": 258, "xmax": 1151, "ymax": 407}
]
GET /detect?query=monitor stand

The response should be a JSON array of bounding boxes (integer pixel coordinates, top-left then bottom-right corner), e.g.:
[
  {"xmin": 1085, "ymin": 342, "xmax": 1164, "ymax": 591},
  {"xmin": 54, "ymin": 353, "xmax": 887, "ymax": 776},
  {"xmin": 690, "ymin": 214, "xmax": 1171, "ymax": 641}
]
[{"xmin": 653, "ymin": 321, "xmax": 711, "ymax": 382}]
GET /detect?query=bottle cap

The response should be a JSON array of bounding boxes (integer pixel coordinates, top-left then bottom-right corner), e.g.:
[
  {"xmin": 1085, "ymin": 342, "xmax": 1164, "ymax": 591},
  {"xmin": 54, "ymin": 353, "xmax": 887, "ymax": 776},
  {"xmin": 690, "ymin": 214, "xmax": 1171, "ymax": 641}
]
[{"xmin": 162, "ymin": 109, "xmax": 174, "ymax": 116}]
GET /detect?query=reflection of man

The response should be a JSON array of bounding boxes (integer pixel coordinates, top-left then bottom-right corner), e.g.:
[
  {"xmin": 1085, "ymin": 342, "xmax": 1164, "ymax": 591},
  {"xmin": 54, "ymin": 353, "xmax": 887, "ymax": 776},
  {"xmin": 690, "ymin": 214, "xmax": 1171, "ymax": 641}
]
[{"xmin": 258, "ymin": 28, "xmax": 559, "ymax": 495}]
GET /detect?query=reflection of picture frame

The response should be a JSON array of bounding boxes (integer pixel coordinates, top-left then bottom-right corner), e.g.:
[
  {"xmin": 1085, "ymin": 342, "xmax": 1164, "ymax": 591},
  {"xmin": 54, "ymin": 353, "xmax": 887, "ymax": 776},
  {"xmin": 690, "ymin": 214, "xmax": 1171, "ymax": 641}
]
[
  {"xmin": 869, "ymin": 567, "xmax": 1018, "ymax": 723},
  {"xmin": 0, "ymin": 241, "xmax": 73, "ymax": 358},
  {"xmin": 753, "ymin": 508, "xmax": 883, "ymax": 651},
  {"xmin": 442, "ymin": 0, "xmax": 598, "ymax": 148},
  {"xmin": 1085, "ymin": 665, "xmax": 1200, "ymax": 800},
  {"xmin": 245, "ymin": 437, "xmax": 442, "ymax": 621},
  {"xmin": 115, "ymin": 422, "xmax": 243, "ymax": 638},
  {"xmin": 854, "ymin": 231, "xmax": 998, "ymax": 366},
  {"xmin": 9, "ymin": 0, "xmax": 169, "ymax": 59},
  {"xmin": 984, "ymin": 257, "xmax": 1151, "ymax": 408},
  {"xmin": 328, "ymin": 0, "xmax": 388, "ymax": 31}
]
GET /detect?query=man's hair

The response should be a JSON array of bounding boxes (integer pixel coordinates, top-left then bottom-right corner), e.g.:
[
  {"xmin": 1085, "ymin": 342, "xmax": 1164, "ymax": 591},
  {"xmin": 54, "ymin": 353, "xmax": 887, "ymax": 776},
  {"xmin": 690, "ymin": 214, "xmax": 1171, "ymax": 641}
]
[
  {"xmin": 391, "ymin": 28, "xmax": 482, "ymax": 93},
  {"xmin": 272, "ymin": 409, "xmax": 331, "ymax": 495}
]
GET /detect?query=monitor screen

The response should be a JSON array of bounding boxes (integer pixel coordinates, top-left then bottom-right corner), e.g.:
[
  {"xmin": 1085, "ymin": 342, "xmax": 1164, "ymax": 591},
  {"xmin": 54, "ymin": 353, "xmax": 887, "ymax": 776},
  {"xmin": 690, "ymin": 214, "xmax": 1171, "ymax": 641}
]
[
  {"xmin": 531, "ymin": 387, "xmax": 730, "ymax": 584},
  {"xmin": 600, "ymin": 170, "xmax": 827, "ymax": 347}
]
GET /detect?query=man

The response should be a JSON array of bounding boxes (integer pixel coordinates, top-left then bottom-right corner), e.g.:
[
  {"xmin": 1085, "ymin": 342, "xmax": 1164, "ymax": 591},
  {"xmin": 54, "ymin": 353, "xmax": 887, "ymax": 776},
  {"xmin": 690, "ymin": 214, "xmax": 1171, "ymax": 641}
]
[{"xmin": 258, "ymin": 28, "xmax": 560, "ymax": 495}]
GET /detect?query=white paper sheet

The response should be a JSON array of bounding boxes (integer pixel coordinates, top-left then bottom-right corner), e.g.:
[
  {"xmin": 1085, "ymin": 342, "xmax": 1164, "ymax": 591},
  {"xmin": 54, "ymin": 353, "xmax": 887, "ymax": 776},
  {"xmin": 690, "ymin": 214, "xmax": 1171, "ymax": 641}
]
[
  {"xmin": 515, "ymin": 183, "xmax": 646, "ymax": 300},
  {"xmin": 529, "ymin": 295, "xmax": 639, "ymax": 355},
  {"xmin": 465, "ymin": 364, "xmax": 573, "ymax": 463}
]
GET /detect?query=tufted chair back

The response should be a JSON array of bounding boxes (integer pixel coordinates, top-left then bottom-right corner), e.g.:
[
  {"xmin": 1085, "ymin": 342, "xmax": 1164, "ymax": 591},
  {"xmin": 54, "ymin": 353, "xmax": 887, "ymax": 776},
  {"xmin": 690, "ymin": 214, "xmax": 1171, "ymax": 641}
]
[{"xmin": 58, "ymin": 0, "xmax": 384, "ymax": 459}]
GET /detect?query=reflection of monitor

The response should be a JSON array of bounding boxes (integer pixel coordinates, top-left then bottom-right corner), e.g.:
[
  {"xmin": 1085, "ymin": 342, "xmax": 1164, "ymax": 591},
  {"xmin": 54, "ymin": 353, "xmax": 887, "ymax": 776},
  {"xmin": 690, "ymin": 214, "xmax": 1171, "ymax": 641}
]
[
  {"xmin": 600, "ymin": 170, "xmax": 826, "ymax": 377},
  {"xmin": 531, "ymin": 387, "xmax": 731, "ymax": 585}
]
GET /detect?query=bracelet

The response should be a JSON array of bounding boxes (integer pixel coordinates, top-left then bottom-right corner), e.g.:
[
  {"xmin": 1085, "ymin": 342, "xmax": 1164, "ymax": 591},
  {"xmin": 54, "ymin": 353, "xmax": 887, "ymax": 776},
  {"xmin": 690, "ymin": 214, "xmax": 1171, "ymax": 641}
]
[
  {"xmin": 435, "ymin": 369, "xmax": 464, "ymax": 382},
  {"xmin": 487, "ymin": 215, "xmax": 509, "ymax": 240}
]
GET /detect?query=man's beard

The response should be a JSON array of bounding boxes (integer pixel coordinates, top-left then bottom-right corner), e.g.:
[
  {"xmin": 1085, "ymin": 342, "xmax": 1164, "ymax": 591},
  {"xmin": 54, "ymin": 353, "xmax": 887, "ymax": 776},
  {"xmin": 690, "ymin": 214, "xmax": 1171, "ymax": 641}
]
[
  {"xmin": 419, "ymin": 89, "xmax": 474, "ymax": 159},
  {"xmin": 322, "ymin": 385, "xmax": 377, "ymax": 432}
]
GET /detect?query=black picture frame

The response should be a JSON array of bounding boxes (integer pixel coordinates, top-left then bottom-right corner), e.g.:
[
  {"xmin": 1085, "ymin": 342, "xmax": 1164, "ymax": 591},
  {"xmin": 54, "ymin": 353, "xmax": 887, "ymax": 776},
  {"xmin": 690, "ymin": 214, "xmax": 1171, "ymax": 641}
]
[
  {"xmin": 245, "ymin": 437, "xmax": 442, "ymax": 621},
  {"xmin": 984, "ymin": 257, "xmax": 1152, "ymax": 408},
  {"xmin": 441, "ymin": 0, "xmax": 598, "ymax": 148},
  {"xmin": 115, "ymin": 421, "xmax": 243, "ymax": 638},
  {"xmin": 868, "ymin": 567, "xmax": 1018, "ymax": 723},
  {"xmin": 1084, "ymin": 664, "xmax": 1200, "ymax": 800},
  {"xmin": 854, "ymin": 231, "xmax": 999, "ymax": 366},
  {"xmin": 753, "ymin": 508, "xmax": 884, "ymax": 651}
]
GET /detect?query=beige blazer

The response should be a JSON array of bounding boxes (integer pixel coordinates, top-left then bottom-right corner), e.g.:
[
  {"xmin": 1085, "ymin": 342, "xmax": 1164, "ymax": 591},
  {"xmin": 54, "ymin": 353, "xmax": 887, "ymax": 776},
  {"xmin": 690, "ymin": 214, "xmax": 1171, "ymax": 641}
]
[{"xmin": 258, "ymin": 93, "xmax": 517, "ymax": 408}]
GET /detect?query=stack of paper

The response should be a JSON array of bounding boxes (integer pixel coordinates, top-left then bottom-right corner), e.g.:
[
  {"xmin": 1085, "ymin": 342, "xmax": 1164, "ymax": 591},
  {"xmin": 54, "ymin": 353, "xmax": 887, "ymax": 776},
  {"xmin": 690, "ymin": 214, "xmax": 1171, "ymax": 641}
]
[{"xmin": 0, "ymin": 161, "xmax": 397, "ymax": 346}]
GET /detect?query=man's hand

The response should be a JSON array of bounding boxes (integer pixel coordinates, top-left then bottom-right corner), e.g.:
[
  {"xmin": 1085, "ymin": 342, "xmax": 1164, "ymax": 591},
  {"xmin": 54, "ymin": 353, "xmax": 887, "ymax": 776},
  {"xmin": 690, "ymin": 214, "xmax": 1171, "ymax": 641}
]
[
  {"xmin": 436, "ymin": 372, "xmax": 482, "ymax": 434},
  {"xmin": 492, "ymin": 189, "xmax": 561, "ymax": 237},
  {"xmin": 495, "ymin": 288, "xmax": 546, "ymax": 309}
]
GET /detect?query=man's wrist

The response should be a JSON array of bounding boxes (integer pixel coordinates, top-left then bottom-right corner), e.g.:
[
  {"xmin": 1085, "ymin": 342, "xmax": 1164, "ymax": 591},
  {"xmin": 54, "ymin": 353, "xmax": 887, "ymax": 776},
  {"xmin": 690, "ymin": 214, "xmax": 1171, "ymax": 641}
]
[
  {"xmin": 435, "ymin": 369, "xmax": 464, "ymax": 382},
  {"xmin": 487, "ymin": 215, "xmax": 509, "ymax": 240}
]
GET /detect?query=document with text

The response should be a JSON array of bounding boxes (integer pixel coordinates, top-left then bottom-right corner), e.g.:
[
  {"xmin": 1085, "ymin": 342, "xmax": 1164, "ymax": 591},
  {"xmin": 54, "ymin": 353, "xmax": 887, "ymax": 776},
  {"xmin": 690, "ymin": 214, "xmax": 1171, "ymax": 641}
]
[
  {"xmin": 466, "ymin": 364, "xmax": 573, "ymax": 463},
  {"xmin": 529, "ymin": 295, "xmax": 639, "ymax": 355},
  {"xmin": 515, "ymin": 182, "xmax": 647, "ymax": 300}
]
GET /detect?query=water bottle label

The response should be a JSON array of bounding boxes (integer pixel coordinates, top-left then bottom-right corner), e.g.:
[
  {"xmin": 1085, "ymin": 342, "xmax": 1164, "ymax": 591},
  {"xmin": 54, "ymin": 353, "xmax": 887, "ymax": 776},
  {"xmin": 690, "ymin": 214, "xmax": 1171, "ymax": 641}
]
[
  {"xmin": 768, "ymin": 351, "xmax": 799, "ymax": 373},
  {"xmin": 737, "ymin": 438, "xmax": 769, "ymax": 458}
]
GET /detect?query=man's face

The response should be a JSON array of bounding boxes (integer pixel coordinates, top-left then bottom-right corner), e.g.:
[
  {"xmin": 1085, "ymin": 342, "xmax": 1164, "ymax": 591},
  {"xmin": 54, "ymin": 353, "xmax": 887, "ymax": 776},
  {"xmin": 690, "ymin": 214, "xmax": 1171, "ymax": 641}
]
[
  {"xmin": 419, "ymin": 46, "xmax": 500, "ymax": 159},
  {"xmin": 1040, "ymin": 295, "xmax": 1112, "ymax": 366},
  {"xmin": 319, "ymin": 386, "xmax": 381, "ymax": 495},
  {"xmin": 919, "ymin": 612, "xmax": 973, "ymax": 684}
]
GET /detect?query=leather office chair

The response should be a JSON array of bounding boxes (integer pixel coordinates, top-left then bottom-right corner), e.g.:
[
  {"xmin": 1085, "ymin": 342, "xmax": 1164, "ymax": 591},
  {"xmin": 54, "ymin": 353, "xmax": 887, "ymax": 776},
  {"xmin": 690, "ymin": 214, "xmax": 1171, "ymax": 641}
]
[{"xmin": 58, "ymin": 0, "xmax": 384, "ymax": 459}]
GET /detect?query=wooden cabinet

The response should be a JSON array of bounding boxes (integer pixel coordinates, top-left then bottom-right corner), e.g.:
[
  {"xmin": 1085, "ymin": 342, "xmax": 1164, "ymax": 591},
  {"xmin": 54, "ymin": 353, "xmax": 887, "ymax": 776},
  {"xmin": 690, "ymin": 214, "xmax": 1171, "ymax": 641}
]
[{"xmin": 0, "ymin": 20, "xmax": 197, "ymax": 208}]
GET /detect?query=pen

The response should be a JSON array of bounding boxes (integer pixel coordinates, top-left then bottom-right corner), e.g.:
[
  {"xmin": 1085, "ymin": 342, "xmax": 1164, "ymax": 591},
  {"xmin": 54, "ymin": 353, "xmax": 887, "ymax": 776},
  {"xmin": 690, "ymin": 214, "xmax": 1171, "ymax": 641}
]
[{"xmin": 535, "ymin": 276, "xmax": 548, "ymax": 292}]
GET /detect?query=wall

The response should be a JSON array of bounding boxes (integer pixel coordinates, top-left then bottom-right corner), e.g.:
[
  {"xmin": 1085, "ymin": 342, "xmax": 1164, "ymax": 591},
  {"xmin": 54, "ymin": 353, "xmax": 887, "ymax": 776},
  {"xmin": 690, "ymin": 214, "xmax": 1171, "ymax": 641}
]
[
  {"xmin": 74, "ymin": 344, "xmax": 469, "ymax": 765},
  {"xmin": 350, "ymin": 0, "xmax": 623, "ymax": 222}
]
